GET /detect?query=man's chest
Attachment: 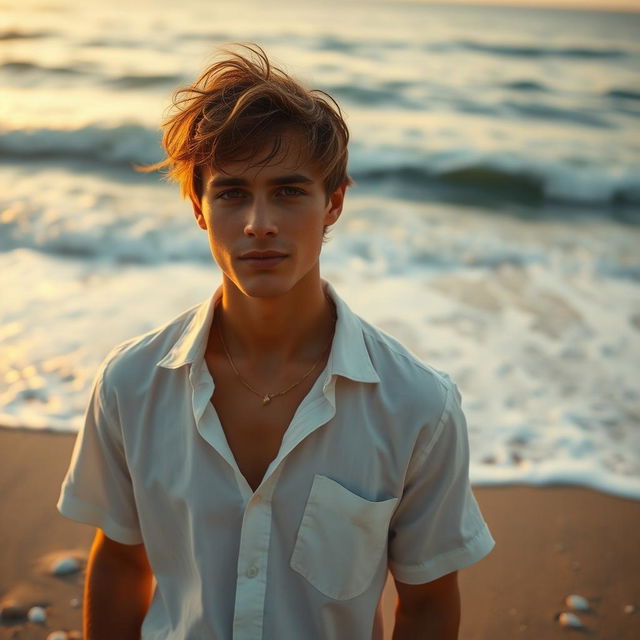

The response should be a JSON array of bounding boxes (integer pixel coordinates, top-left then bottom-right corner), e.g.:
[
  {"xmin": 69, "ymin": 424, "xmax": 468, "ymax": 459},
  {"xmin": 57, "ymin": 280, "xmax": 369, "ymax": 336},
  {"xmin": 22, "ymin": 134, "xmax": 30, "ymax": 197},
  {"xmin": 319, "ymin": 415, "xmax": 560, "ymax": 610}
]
[{"xmin": 208, "ymin": 357, "xmax": 323, "ymax": 493}]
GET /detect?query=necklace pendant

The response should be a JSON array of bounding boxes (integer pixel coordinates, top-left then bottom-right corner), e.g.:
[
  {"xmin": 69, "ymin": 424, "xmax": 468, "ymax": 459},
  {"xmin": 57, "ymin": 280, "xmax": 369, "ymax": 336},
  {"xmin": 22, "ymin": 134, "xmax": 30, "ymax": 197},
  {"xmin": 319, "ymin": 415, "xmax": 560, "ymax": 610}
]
[{"xmin": 262, "ymin": 394, "xmax": 272, "ymax": 405}]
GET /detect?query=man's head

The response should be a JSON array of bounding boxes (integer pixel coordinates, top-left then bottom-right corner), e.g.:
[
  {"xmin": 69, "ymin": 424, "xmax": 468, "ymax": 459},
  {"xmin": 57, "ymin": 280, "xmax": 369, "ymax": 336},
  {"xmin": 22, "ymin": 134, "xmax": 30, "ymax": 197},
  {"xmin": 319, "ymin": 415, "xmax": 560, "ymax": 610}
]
[
  {"xmin": 146, "ymin": 43, "xmax": 352, "ymax": 206},
  {"xmin": 192, "ymin": 128, "xmax": 346, "ymax": 300}
]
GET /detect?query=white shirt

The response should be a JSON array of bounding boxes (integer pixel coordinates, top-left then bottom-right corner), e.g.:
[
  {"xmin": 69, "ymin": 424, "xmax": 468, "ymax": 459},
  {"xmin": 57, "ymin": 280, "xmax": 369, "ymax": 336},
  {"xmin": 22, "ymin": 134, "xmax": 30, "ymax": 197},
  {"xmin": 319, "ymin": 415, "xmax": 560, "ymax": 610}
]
[{"xmin": 58, "ymin": 282, "xmax": 494, "ymax": 640}]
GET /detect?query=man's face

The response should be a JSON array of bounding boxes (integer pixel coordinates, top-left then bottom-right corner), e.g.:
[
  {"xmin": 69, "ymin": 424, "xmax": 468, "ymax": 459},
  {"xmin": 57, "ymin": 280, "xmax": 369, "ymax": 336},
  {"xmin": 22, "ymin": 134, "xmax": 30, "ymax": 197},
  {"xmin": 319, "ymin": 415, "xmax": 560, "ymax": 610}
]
[{"xmin": 191, "ymin": 131, "xmax": 345, "ymax": 299}]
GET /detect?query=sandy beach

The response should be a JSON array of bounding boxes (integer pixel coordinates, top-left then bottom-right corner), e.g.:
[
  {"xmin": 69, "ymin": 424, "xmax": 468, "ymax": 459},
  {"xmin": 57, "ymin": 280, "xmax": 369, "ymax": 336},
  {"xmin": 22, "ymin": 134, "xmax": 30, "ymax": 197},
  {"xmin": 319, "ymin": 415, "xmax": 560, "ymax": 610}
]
[{"xmin": 1, "ymin": 426, "xmax": 639, "ymax": 640}]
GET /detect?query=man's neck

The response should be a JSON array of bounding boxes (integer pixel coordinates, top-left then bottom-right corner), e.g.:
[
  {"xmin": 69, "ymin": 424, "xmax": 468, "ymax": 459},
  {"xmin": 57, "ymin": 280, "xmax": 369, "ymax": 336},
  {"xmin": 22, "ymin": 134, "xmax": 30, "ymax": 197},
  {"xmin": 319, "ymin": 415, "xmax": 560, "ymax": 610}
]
[{"xmin": 212, "ymin": 274, "xmax": 335, "ymax": 370}]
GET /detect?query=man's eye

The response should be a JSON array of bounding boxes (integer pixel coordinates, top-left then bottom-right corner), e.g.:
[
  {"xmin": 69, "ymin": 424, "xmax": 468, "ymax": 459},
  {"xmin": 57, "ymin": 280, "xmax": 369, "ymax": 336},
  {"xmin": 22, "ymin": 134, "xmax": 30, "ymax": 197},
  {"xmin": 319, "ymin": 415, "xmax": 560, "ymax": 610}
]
[
  {"xmin": 217, "ymin": 189, "xmax": 245, "ymax": 200},
  {"xmin": 278, "ymin": 186, "xmax": 305, "ymax": 197}
]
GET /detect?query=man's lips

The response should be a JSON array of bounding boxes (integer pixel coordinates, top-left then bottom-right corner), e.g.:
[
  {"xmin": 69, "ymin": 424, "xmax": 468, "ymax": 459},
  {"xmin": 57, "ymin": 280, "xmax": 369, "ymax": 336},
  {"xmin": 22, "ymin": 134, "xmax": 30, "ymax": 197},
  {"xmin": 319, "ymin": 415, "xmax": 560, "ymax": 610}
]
[
  {"xmin": 238, "ymin": 250, "xmax": 288, "ymax": 268},
  {"xmin": 238, "ymin": 250, "xmax": 288, "ymax": 259}
]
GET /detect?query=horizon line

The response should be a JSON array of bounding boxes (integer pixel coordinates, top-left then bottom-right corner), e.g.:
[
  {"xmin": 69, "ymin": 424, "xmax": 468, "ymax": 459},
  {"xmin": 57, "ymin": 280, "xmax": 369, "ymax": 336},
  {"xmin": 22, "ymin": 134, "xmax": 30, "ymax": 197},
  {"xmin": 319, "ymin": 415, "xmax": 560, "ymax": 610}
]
[{"xmin": 397, "ymin": 0, "xmax": 640, "ymax": 13}]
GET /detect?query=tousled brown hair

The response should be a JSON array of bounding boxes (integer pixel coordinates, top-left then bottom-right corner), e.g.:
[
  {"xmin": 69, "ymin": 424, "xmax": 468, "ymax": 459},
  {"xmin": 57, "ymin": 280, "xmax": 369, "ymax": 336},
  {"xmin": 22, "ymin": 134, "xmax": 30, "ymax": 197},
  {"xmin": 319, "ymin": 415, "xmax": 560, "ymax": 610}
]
[{"xmin": 140, "ymin": 43, "xmax": 352, "ymax": 203}]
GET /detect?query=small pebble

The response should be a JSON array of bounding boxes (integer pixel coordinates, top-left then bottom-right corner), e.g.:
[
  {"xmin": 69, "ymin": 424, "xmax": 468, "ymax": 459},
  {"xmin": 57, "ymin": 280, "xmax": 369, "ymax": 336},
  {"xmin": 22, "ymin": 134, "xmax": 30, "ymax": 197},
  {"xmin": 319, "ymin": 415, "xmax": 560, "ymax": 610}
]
[
  {"xmin": 27, "ymin": 606, "xmax": 47, "ymax": 624},
  {"xmin": 624, "ymin": 603, "xmax": 637, "ymax": 614},
  {"xmin": 70, "ymin": 597, "xmax": 81, "ymax": 609},
  {"xmin": 47, "ymin": 633, "xmax": 68, "ymax": 640},
  {"xmin": 0, "ymin": 602, "xmax": 29, "ymax": 621},
  {"xmin": 52, "ymin": 556, "xmax": 81, "ymax": 576},
  {"xmin": 565, "ymin": 594, "xmax": 590, "ymax": 611},
  {"xmin": 558, "ymin": 612, "xmax": 584, "ymax": 629}
]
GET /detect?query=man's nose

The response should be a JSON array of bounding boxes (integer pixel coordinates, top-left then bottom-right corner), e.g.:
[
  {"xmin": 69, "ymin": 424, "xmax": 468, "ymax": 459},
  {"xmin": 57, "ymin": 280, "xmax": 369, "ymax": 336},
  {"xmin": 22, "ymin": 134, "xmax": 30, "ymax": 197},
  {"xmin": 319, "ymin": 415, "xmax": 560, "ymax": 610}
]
[{"xmin": 243, "ymin": 197, "xmax": 278, "ymax": 238}]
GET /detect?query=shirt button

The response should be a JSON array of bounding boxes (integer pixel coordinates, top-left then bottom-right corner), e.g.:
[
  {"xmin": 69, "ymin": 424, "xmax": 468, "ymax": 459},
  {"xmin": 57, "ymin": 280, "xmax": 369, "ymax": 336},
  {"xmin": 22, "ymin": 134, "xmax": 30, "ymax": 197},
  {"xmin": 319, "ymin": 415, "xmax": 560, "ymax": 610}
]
[{"xmin": 246, "ymin": 566, "xmax": 259, "ymax": 578}]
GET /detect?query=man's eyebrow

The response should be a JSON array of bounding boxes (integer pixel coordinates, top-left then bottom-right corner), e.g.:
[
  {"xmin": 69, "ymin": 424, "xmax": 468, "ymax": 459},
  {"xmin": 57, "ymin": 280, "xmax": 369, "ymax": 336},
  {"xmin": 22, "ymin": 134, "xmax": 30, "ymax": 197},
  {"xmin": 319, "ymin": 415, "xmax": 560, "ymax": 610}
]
[
  {"xmin": 208, "ymin": 173, "xmax": 315, "ymax": 188},
  {"xmin": 267, "ymin": 174, "xmax": 314, "ymax": 186},
  {"xmin": 209, "ymin": 176, "xmax": 247, "ymax": 188}
]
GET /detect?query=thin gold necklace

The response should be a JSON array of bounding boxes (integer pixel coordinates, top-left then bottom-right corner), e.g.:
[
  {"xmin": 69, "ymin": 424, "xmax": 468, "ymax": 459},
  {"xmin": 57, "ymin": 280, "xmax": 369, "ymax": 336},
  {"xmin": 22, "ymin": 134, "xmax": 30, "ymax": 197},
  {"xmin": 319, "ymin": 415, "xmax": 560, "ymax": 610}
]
[{"xmin": 215, "ymin": 303, "xmax": 335, "ymax": 406}]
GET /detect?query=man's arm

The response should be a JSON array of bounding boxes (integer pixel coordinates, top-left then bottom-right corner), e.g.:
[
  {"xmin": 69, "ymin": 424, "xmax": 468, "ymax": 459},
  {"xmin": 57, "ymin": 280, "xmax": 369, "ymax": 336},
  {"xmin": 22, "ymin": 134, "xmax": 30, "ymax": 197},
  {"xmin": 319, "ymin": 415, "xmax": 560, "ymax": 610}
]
[
  {"xmin": 84, "ymin": 529, "xmax": 154, "ymax": 640},
  {"xmin": 392, "ymin": 570, "xmax": 460, "ymax": 640}
]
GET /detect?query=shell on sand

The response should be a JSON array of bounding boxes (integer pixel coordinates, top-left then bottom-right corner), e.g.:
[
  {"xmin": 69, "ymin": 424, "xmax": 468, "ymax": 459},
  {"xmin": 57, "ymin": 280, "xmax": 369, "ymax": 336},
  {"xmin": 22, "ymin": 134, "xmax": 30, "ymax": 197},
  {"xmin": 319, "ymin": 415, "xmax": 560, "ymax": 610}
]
[
  {"xmin": 47, "ymin": 633, "xmax": 68, "ymax": 640},
  {"xmin": 27, "ymin": 605, "xmax": 47, "ymax": 624},
  {"xmin": 52, "ymin": 556, "xmax": 81, "ymax": 576},
  {"xmin": 565, "ymin": 594, "xmax": 590, "ymax": 611},
  {"xmin": 37, "ymin": 550, "xmax": 85, "ymax": 577},
  {"xmin": 558, "ymin": 612, "xmax": 584, "ymax": 629}
]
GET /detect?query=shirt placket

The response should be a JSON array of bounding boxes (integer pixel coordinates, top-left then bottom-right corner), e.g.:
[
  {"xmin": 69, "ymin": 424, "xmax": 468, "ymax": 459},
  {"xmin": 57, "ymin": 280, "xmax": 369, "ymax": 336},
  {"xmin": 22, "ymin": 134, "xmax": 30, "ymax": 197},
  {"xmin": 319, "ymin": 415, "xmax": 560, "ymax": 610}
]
[
  {"xmin": 230, "ymin": 392, "xmax": 337, "ymax": 639},
  {"xmin": 232, "ymin": 465, "xmax": 283, "ymax": 640},
  {"xmin": 230, "ymin": 386, "xmax": 336, "ymax": 639}
]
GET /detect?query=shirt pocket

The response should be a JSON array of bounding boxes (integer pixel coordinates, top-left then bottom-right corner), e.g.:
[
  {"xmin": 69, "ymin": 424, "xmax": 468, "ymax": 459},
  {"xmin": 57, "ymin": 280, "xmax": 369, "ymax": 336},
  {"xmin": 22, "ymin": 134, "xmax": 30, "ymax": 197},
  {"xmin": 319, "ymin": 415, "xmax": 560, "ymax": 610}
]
[{"xmin": 290, "ymin": 474, "xmax": 399, "ymax": 600}]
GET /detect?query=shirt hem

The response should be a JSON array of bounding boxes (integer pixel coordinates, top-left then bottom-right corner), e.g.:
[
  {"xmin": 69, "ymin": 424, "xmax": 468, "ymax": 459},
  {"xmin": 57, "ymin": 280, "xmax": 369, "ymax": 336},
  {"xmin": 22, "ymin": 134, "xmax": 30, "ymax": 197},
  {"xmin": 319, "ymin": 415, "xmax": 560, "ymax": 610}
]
[
  {"xmin": 57, "ymin": 491, "xmax": 143, "ymax": 545},
  {"xmin": 389, "ymin": 524, "xmax": 495, "ymax": 584}
]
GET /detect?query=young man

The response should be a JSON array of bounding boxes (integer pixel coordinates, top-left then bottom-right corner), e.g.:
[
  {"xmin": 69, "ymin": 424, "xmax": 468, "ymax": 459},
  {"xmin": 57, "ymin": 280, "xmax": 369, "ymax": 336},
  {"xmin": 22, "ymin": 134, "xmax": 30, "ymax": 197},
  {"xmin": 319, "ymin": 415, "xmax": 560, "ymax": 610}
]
[{"xmin": 58, "ymin": 44, "xmax": 494, "ymax": 639}]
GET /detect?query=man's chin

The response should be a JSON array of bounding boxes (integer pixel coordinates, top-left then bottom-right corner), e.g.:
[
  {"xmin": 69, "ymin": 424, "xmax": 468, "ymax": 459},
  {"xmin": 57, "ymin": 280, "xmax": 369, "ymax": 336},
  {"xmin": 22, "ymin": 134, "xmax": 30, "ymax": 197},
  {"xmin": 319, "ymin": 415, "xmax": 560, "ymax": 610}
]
[
  {"xmin": 221, "ymin": 266, "xmax": 320, "ymax": 301},
  {"xmin": 230, "ymin": 278, "xmax": 292, "ymax": 300}
]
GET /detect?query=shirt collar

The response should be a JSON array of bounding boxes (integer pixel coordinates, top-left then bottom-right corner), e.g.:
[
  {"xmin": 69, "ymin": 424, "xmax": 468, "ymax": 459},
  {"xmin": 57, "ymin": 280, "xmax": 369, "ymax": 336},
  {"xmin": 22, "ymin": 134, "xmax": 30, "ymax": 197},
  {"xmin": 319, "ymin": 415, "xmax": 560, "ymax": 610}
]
[
  {"xmin": 324, "ymin": 281, "xmax": 380, "ymax": 384},
  {"xmin": 156, "ymin": 282, "xmax": 380, "ymax": 385},
  {"xmin": 156, "ymin": 288, "xmax": 221, "ymax": 369}
]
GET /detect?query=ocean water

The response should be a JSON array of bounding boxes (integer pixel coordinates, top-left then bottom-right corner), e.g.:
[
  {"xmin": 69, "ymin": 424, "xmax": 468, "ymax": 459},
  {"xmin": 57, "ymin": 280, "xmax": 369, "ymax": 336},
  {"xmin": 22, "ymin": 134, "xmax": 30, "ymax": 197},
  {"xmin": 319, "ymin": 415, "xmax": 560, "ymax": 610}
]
[{"xmin": 1, "ymin": 0, "xmax": 639, "ymax": 498}]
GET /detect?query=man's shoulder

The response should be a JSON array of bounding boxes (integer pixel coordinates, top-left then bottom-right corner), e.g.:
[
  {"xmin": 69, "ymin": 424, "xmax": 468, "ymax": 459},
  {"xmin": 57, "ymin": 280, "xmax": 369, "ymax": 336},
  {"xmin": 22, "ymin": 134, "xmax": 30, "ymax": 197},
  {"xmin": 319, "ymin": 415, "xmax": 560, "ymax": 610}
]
[{"xmin": 357, "ymin": 314, "xmax": 455, "ymax": 411}]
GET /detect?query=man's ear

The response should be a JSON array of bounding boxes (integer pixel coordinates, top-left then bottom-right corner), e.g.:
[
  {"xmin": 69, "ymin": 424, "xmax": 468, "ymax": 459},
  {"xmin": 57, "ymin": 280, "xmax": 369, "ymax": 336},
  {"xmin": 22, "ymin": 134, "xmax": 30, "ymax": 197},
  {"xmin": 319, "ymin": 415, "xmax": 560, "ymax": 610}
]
[
  {"xmin": 324, "ymin": 184, "xmax": 347, "ymax": 227},
  {"xmin": 191, "ymin": 196, "xmax": 207, "ymax": 230}
]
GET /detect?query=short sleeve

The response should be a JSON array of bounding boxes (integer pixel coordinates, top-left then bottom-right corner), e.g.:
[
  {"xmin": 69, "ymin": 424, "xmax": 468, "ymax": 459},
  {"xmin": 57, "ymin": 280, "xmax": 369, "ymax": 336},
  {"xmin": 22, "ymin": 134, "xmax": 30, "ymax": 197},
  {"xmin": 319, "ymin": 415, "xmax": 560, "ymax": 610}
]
[
  {"xmin": 388, "ymin": 378, "xmax": 494, "ymax": 584},
  {"xmin": 57, "ymin": 358, "xmax": 143, "ymax": 544}
]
